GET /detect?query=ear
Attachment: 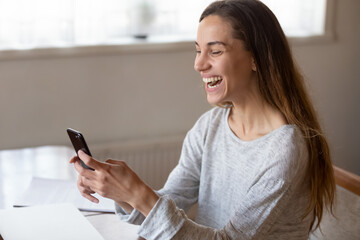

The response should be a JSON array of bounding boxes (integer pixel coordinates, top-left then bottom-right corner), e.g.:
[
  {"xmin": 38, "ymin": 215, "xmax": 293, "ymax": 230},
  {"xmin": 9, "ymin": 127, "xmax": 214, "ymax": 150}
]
[{"xmin": 251, "ymin": 57, "xmax": 257, "ymax": 71}]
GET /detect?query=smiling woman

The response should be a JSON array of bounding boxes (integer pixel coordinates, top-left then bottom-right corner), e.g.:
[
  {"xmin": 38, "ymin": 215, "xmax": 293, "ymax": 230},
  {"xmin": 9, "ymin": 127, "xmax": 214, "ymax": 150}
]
[{"xmin": 67, "ymin": 1, "xmax": 335, "ymax": 239}]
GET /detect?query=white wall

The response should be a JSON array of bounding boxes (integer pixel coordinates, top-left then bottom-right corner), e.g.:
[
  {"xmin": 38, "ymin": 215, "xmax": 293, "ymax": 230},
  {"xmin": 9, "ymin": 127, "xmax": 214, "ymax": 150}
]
[
  {"xmin": 0, "ymin": 0, "xmax": 359, "ymax": 174},
  {"xmin": 0, "ymin": 50, "xmax": 210, "ymax": 149}
]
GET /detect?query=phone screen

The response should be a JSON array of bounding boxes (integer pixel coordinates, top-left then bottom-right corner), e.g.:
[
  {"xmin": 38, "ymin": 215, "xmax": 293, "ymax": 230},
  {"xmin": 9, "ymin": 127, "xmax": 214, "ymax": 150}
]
[{"xmin": 67, "ymin": 128, "xmax": 95, "ymax": 171}]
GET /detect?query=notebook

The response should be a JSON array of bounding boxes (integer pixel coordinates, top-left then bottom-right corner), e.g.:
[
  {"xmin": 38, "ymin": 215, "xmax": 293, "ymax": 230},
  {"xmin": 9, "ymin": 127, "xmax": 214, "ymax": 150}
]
[{"xmin": 0, "ymin": 203, "xmax": 104, "ymax": 240}]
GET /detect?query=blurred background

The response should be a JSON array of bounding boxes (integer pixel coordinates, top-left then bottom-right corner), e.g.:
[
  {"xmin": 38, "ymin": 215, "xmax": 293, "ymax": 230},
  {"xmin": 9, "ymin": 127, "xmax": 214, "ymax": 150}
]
[{"xmin": 0, "ymin": 0, "xmax": 359, "ymax": 174}]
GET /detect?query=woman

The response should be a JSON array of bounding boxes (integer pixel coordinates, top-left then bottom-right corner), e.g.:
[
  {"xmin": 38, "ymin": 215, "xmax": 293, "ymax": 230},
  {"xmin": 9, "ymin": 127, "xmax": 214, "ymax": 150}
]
[{"xmin": 70, "ymin": 0, "xmax": 335, "ymax": 239}]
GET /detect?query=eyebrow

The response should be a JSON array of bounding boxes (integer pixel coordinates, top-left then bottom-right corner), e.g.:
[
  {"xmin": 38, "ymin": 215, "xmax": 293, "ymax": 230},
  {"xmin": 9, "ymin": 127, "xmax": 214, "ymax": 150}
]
[{"xmin": 195, "ymin": 41, "xmax": 227, "ymax": 46}]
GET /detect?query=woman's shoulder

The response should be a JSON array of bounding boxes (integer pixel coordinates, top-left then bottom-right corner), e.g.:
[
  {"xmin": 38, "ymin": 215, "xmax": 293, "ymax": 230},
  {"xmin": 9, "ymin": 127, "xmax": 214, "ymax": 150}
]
[
  {"xmin": 185, "ymin": 107, "xmax": 228, "ymax": 143},
  {"xmin": 272, "ymin": 125, "xmax": 306, "ymax": 150},
  {"xmin": 265, "ymin": 125, "xmax": 307, "ymax": 159},
  {"xmin": 264, "ymin": 124, "xmax": 308, "ymax": 179},
  {"xmin": 195, "ymin": 106, "xmax": 229, "ymax": 126}
]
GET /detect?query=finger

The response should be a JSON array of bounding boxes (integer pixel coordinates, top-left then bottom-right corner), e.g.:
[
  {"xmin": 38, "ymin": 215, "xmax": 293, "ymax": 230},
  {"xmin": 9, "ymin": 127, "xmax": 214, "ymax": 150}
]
[
  {"xmin": 78, "ymin": 177, "xmax": 95, "ymax": 193},
  {"xmin": 69, "ymin": 156, "xmax": 79, "ymax": 164},
  {"xmin": 80, "ymin": 190, "xmax": 99, "ymax": 204},
  {"xmin": 73, "ymin": 159, "xmax": 84, "ymax": 173},
  {"xmin": 80, "ymin": 176, "xmax": 97, "ymax": 190},
  {"xmin": 77, "ymin": 178, "xmax": 98, "ymax": 203},
  {"xmin": 105, "ymin": 159, "xmax": 124, "ymax": 165},
  {"xmin": 80, "ymin": 184, "xmax": 96, "ymax": 195},
  {"xmin": 73, "ymin": 159, "xmax": 82, "ymax": 173},
  {"xmin": 78, "ymin": 183, "xmax": 96, "ymax": 195},
  {"xmin": 80, "ymin": 186, "xmax": 96, "ymax": 196},
  {"xmin": 73, "ymin": 159, "xmax": 96, "ymax": 179},
  {"xmin": 78, "ymin": 150, "xmax": 102, "ymax": 170}
]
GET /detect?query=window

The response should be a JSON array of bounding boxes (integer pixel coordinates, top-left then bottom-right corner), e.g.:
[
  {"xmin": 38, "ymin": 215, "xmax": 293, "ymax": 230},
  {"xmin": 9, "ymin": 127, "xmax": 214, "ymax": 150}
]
[
  {"xmin": 262, "ymin": 0, "xmax": 327, "ymax": 37},
  {"xmin": 0, "ymin": 0, "xmax": 332, "ymax": 51}
]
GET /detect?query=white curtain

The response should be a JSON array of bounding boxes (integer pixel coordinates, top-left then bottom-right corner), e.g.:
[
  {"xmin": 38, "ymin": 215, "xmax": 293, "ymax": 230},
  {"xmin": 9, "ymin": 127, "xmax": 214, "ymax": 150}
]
[{"xmin": 0, "ymin": 0, "xmax": 326, "ymax": 50}]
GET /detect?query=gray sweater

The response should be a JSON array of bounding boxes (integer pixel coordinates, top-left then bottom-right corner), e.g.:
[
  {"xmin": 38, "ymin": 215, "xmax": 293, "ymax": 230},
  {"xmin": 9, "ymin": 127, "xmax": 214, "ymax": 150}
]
[{"xmin": 116, "ymin": 107, "xmax": 312, "ymax": 239}]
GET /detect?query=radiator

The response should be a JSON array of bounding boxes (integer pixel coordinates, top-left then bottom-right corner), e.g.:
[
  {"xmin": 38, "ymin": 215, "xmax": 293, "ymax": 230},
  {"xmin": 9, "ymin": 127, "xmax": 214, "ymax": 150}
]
[{"xmin": 91, "ymin": 135, "xmax": 184, "ymax": 190}]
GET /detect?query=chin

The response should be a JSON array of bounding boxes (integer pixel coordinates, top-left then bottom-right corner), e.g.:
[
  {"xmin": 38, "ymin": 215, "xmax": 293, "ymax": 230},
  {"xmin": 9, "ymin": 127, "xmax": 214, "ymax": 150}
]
[{"xmin": 206, "ymin": 96, "xmax": 224, "ymax": 106}]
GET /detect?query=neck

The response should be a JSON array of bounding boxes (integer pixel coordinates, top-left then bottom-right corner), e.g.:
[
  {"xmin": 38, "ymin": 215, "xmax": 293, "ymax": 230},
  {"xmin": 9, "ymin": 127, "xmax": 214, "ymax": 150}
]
[{"xmin": 228, "ymin": 91, "xmax": 287, "ymax": 141}]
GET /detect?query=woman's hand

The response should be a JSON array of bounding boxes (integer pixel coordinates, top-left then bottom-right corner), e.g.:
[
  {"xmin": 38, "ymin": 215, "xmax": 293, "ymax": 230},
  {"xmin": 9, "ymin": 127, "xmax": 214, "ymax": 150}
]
[{"xmin": 69, "ymin": 150, "xmax": 159, "ymax": 216}]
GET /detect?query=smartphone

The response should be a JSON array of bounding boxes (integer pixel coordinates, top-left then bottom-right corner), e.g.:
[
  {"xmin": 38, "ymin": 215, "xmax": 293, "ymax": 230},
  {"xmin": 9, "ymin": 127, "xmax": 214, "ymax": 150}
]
[{"xmin": 67, "ymin": 128, "xmax": 95, "ymax": 171}]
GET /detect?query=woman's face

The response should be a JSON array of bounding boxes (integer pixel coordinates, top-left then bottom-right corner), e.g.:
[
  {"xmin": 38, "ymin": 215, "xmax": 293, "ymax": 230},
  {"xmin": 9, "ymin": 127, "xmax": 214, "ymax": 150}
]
[{"xmin": 194, "ymin": 15, "xmax": 257, "ymax": 106}]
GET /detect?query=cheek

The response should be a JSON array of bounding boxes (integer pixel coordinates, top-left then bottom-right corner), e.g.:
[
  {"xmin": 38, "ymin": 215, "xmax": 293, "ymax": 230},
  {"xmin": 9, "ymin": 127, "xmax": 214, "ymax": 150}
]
[{"xmin": 229, "ymin": 58, "xmax": 253, "ymax": 79}]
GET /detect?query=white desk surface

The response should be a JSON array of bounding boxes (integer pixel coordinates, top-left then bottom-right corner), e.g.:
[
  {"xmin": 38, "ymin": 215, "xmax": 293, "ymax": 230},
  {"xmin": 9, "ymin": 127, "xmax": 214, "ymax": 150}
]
[{"xmin": 0, "ymin": 146, "xmax": 141, "ymax": 240}]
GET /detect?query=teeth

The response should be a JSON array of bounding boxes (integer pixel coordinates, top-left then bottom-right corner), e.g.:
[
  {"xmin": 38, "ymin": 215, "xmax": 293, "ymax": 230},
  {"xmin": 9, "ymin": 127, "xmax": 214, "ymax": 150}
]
[
  {"xmin": 208, "ymin": 83, "xmax": 220, "ymax": 88},
  {"xmin": 202, "ymin": 76, "xmax": 222, "ymax": 83}
]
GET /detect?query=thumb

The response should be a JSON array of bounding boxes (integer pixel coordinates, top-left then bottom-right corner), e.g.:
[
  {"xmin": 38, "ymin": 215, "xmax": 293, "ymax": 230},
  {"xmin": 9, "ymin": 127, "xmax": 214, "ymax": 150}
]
[{"xmin": 78, "ymin": 150, "xmax": 101, "ymax": 169}]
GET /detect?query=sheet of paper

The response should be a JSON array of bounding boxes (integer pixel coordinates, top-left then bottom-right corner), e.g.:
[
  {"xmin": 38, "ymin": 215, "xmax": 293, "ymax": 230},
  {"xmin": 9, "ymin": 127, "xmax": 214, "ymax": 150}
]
[
  {"xmin": 13, "ymin": 177, "xmax": 115, "ymax": 212},
  {"xmin": 0, "ymin": 203, "xmax": 104, "ymax": 240}
]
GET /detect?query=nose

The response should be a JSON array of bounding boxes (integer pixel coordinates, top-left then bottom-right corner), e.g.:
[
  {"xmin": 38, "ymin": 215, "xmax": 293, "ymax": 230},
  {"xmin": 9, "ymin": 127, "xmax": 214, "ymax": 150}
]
[{"xmin": 194, "ymin": 53, "xmax": 211, "ymax": 72}]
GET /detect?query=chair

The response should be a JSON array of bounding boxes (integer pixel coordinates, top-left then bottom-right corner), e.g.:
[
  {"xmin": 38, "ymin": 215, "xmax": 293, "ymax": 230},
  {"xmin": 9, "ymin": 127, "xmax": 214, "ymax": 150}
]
[{"xmin": 309, "ymin": 166, "xmax": 360, "ymax": 240}]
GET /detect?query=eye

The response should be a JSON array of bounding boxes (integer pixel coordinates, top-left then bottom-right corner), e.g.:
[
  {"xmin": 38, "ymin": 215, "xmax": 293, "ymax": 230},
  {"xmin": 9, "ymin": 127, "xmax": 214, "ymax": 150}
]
[
  {"xmin": 211, "ymin": 50, "xmax": 222, "ymax": 56},
  {"xmin": 195, "ymin": 46, "xmax": 201, "ymax": 54}
]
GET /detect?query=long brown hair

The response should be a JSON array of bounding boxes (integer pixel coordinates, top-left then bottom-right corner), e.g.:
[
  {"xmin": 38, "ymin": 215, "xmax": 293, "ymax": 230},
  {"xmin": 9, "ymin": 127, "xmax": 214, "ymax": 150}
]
[{"xmin": 200, "ymin": 0, "xmax": 335, "ymax": 231}]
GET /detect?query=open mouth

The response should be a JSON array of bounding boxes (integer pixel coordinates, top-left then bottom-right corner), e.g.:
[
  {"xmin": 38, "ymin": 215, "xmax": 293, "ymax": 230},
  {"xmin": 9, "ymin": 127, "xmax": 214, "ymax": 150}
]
[{"xmin": 203, "ymin": 76, "xmax": 223, "ymax": 89}]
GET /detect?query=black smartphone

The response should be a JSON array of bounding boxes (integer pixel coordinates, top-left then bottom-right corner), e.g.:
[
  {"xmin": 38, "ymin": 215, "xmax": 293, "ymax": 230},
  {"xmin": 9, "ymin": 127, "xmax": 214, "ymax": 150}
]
[{"xmin": 67, "ymin": 128, "xmax": 95, "ymax": 171}]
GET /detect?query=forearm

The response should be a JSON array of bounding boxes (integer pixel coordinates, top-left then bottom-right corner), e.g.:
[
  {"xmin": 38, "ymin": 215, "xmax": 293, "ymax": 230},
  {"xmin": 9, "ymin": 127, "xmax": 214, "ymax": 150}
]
[
  {"xmin": 115, "ymin": 185, "xmax": 159, "ymax": 226},
  {"xmin": 115, "ymin": 201, "xmax": 134, "ymax": 214},
  {"xmin": 131, "ymin": 184, "xmax": 159, "ymax": 217},
  {"xmin": 117, "ymin": 184, "xmax": 159, "ymax": 216}
]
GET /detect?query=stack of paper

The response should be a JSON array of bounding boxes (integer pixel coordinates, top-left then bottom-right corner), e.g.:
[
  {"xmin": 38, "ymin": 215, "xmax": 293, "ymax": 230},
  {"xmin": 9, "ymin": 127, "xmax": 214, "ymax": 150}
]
[
  {"xmin": 0, "ymin": 203, "xmax": 104, "ymax": 240},
  {"xmin": 14, "ymin": 177, "xmax": 115, "ymax": 212}
]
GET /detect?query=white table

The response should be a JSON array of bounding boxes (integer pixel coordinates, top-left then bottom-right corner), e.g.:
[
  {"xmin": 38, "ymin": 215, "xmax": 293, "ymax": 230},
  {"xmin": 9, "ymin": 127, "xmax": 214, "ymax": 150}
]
[
  {"xmin": 0, "ymin": 146, "xmax": 141, "ymax": 240},
  {"xmin": 0, "ymin": 146, "xmax": 76, "ymax": 209}
]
